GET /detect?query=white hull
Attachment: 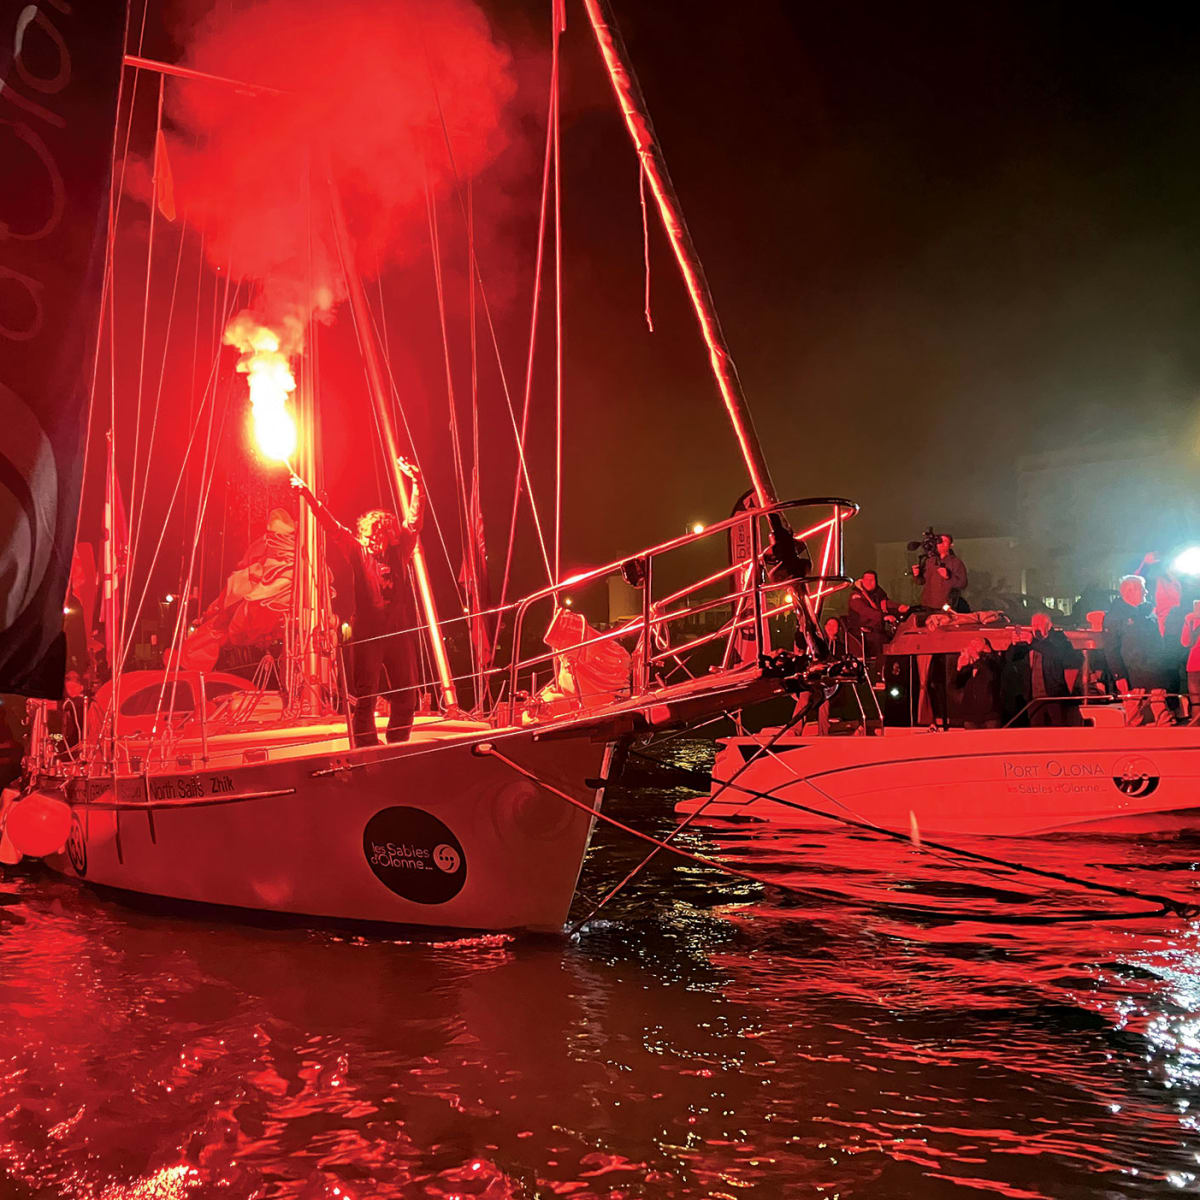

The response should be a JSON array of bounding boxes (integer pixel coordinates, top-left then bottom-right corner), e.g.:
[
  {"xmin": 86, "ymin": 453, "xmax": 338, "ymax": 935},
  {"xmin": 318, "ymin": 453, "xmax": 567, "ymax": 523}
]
[
  {"xmin": 41, "ymin": 724, "xmax": 610, "ymax": 933},
  {"xmin": 678, "ymin": 726, "xmax": 1200, "ymax": 837}
]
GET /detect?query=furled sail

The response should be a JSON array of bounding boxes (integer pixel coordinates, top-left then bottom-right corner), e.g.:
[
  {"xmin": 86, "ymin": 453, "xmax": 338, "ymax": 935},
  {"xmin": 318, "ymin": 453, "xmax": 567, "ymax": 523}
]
[{"xmin": 0, "ymin": 0, "xmax": 125, "ymax": 696}]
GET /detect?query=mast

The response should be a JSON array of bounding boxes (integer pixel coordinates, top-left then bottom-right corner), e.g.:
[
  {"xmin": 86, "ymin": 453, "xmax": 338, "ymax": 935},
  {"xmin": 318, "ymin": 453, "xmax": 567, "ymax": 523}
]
[
  {"xmin": 327, "ymin": 181, "xmax": 460, "ymax": 712},
  {"xmin": 293, "ymin": 339, "xmax": 329, "ymax": 711},
  {"xmin": 580, "ymin": 0, "xmax": 778, "ymax": 510}
]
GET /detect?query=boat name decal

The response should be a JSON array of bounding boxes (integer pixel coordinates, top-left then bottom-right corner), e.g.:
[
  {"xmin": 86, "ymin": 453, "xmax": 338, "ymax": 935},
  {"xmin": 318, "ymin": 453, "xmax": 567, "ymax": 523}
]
[
  {"xmin": 362, "ymin": 807, "xmax": 467, "ymax": 905},
  {"xmin": 1002, "ymin": 759, "xmax": 1105, "ymax": 780},
  {"xmin": 84, "ymin": 772, "xmax": 238, "ymax": 803},
  {"xmin": 1002, "ymin": 758, "xmax": 1107, "ymax": 796},
  {"xmin": 1000, "ymin": 756, "xmax": 1163, "ymax": 798}
]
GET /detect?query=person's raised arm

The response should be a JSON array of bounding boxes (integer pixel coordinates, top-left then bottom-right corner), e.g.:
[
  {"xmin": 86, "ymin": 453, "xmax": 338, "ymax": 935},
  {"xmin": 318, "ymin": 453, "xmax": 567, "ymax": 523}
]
[
  {"xmin": 290, "ymin": 474, "xmax": 354, "ymax": 545},
  {"xmin": 396, "ymin": 457, "xmax": 425, "ymax": 536}
]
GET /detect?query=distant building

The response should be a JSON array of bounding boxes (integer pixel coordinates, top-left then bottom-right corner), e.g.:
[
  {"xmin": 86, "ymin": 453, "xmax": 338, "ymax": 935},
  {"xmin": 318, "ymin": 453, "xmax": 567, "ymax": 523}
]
[
  {"xmin": 872, "ymin": 430, "xmax": 1197, "ymax": 620},
  {"xmin": 1017, "ymin": 434, "xmax": 1197, "ymax": 607}
]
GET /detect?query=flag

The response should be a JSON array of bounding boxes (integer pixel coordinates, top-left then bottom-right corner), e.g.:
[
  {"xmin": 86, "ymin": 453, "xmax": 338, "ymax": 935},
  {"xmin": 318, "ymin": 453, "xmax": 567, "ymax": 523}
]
[
  {"xmin": 169, "ymin": 509, "xmax": 295, "ymax": 672},
  {"xmin": 154, "ymin": 127, "xmax": 177, "ymax": 222},
  {"xmin": 0, "ymin": 0, "xmax": 126, "ymax": 696}
]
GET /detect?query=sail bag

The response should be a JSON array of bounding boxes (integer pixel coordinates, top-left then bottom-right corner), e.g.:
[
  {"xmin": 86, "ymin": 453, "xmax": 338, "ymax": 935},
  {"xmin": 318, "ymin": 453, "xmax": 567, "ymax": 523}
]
[{"xmin": 0, "ymin": 0, "xmax": 125, "ymax": 696}]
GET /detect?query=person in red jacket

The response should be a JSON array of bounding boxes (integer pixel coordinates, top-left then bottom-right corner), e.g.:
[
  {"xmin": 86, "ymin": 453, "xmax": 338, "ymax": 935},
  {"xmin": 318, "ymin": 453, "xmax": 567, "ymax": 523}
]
[{"xmin": 1180, "ymin": 600, "xmax": 1200, "ymax": 723}]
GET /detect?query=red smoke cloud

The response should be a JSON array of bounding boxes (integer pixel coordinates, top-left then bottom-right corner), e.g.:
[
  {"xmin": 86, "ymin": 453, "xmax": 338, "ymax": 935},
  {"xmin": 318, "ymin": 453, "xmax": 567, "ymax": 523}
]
[{"xmin": 165, "ymin": 0, "xmax": 517, "ymax": 339}]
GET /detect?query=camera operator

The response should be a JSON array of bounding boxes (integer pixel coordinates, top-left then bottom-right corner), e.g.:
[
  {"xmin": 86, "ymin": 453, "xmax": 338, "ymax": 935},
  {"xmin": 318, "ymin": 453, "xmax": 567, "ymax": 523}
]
[{"xmin": 910, "ymin": 530, "xmax": 968, "ymax": 611}]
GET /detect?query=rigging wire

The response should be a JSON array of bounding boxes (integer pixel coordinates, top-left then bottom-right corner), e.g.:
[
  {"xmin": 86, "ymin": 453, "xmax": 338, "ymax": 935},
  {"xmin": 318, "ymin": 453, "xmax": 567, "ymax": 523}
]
[
  {"xmin": 127, "ymin": 194, "xmax": 190, "ymax": 613},
  {"xmin": 119, "ymin": 275, "xmax": 243, "ymax": 676},
  {"xmin": 423, "ymin": 175, "xmax": 471, "ymax": 564},
  {"xmin": 422, "ymin": 84, "xmax": 551, "ymax": 653},
  {"xmin": 331, "ymin": 225, "xmax": 465, "ymax": 612},
  {"xmin": 123, "ymin": 71, "xmax": 166, "ymax": 617},
  {"xmin": 497, "ymin": 36, "xmax": 559, "ymax": 601},
  {"xmin": 552, "ymin": 0, "xmax": 565, "ymax": 584}
]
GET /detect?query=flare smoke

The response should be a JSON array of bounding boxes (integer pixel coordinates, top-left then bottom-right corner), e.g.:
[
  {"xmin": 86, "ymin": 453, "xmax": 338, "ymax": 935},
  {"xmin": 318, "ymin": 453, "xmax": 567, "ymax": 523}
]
[{"xmin": 165, "ymin": 0, "xmax": 517, "ymax": 394}]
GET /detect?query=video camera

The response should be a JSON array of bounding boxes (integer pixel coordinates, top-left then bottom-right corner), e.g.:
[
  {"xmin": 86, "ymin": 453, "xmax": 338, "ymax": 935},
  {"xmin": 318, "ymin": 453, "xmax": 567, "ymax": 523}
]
[{"xmin": 906, "ymin": 527, "xmax": 940, "ymax": 562}]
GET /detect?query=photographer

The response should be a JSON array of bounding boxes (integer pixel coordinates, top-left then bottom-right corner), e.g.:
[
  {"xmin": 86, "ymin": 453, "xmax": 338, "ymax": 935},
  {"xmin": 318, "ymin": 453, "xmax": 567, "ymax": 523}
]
[{"xmin": 910, "ymin": 530, "xmax": 968, "ymax": 611}]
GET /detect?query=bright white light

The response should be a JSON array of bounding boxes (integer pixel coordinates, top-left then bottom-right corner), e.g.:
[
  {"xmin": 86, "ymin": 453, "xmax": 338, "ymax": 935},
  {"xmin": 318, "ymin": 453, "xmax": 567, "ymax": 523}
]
[
  {"xmin": 563, "ymin": 597, "xmax": 574, "ymax": 608},
  {"xmin": 889, "ymin": 687, "xmax": 901, "ymax": 697},
  {"xmin": 1173, "ymin": 547, "xmax": 1200, "ymax": 576},
  {"xmin": 690, "ymin": 522, "xmax": 705, "ymax": 535},
  {"xmin": 165, "ymin": 594, "xmax": 175, "ymax": 604}
]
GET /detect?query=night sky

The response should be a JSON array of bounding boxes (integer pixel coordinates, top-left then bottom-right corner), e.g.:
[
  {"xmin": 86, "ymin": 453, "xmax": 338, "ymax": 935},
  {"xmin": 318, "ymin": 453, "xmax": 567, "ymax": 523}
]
[
  {"xmin": 79, "ymin": 0, "xmax": 1200, "ymax": 600},
  {"xmin": 546, "ymin": 1, "xmax": 1200, "ymax": 569}
]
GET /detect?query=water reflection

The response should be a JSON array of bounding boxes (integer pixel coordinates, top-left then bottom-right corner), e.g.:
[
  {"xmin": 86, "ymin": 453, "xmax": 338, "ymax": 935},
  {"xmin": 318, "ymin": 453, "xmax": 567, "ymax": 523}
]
[{"xmin": 0, "ymin": 741, "xmax": 1198, "ymax": 1197}]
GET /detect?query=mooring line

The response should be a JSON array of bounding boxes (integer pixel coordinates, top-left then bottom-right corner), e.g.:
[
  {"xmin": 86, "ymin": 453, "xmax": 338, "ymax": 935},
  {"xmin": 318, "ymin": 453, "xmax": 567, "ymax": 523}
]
[
  {"xmin": 627, "ymin": 749, "xmax": 1200, "ymax": 922},
  {"xmin": 473, "ymin": 745, "xmax": 1184, "ymax": 928},
  {"xmin": 565, "ymin": 710, "xmax": 811, "ymax": 935}
]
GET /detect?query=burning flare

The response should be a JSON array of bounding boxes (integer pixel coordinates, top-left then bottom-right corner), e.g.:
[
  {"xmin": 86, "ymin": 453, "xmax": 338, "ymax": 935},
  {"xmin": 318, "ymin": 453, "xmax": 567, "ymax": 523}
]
[{"xmin": 224, "ymin": 314, "xmax": 298, "ymax": 463}]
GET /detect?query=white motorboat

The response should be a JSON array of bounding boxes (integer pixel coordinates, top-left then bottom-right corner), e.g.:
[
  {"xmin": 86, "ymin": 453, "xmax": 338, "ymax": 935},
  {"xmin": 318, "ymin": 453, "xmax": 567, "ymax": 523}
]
[{"xmin": 678, "ymin": 618, "xmax": 1200, "ymax": 837}]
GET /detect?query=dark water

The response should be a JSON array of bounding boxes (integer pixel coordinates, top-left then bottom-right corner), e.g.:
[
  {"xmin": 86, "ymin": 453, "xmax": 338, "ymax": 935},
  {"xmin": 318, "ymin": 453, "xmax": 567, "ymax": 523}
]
[{"xmin": 2, "ymin": 740, "xmax": 1199, "ymax": 1199}]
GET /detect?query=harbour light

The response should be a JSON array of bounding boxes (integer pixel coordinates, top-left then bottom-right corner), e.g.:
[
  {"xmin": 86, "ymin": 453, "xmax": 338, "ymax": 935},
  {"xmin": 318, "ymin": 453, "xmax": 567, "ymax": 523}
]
[{"xmin": 1172, "ymin": 546, "xmax": 1200, "ymax": 576}]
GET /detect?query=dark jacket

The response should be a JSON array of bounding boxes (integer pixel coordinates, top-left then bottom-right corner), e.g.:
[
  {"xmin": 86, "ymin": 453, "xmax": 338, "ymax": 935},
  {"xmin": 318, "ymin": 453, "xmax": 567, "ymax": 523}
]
[
  {"xmin": 919, "ymin": 552, "xmax": 968, "ymax": 610},
  {"xmin": 298, "ymin": 482, "xmax": 423, "ymax": 636},
  {"xmin": 1006, "ymin": 629, "xmax": 1081, "ymax": 699},
  {"xmin": 1103, "ymin": 599, "xmax": 1168, "ymax": 689},
  {"xmin": 954, "ymin": 651, "xmax": 1002, "ymax": 725},
  {"xmin": 846, "ymin": 583, "xmax": 894, "ymax": 644}
]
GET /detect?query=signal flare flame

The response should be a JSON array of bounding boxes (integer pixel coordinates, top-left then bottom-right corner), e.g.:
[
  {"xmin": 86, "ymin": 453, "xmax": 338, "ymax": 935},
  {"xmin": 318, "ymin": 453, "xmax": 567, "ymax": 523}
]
[{"xmin": 224, "ymin": 314, "xmax": 298, "ymax": 463}]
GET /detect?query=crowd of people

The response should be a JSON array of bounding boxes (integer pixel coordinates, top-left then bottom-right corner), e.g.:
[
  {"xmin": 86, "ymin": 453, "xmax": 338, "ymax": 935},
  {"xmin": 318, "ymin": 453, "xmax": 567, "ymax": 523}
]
[{"xmin": 828, "ymin": 537, "xmax": 1200, "ymax": 729}]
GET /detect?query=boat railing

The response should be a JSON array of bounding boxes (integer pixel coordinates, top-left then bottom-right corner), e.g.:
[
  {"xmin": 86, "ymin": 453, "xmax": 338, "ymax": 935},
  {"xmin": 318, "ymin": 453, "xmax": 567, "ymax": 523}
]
[
  {"xmin": 497, "ymin": 496, "xmax": 857, "ymax": 724},
  {"xmin": 1002, "ymin": 691, "xmax": 1197, "ymax": 729},
  {"xmin": 27, "ymin": 497, "xmax": 856, "ymax": 776}
]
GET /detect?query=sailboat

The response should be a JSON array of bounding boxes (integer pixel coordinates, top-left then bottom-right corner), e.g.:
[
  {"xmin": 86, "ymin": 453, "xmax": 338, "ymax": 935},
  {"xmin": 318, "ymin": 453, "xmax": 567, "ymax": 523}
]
[{"xmin": 0, "ymin": 0, "xmax": 854, "ymax": 932}]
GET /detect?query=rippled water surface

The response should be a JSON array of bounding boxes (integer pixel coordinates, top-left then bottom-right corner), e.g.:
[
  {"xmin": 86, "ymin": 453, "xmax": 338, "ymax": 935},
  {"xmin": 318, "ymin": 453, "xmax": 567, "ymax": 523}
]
[{"xmin": 2, "ymin": 739, "xmax": 1200, "ymax": 1199}]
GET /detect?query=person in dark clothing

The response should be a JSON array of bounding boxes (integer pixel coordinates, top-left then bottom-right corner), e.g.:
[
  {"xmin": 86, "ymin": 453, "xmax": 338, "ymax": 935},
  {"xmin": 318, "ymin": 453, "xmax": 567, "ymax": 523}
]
[
  {"xmin": 954, "ymin": 636, "xmax": 1003, "ymax": 728},
  {"xmin": 60, "ymin": 670, "xmax": 89, "ymax": 754},
  {"xmin": 291, "ymin": 458, "xmax": 425, "ymax": 747},
  {"xmin": 1104, "ymin": 574, "xmax": 1171, "ymax": 726},
  {"xmin": 1006, "ymin": 613, "xmax": 1083, "ymax": 726},
  {"xmin": 912, "ymin": 533, "xmax": 968, "ymax": 610},
  {"xmin": 846, "ymin": 571, "xmax": 907, "ymax": 684}
]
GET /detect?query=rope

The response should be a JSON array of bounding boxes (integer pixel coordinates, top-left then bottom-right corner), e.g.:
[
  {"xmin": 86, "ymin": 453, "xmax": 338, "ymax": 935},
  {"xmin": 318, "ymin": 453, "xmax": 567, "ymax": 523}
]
[
  {"xmin": 639, "ymin": 164, "xmax": 654, "ymax": 333},
  {"xmin": 476, "ymin": 744, "xmax": 1177, "ymax": 927},
  {"xmin": 567, "ymin": 711, "xmax": 811, "ymax": 933},
  {"xmin": 627, "ymin": 749, "xmax": 1199, "ymax": 921}
]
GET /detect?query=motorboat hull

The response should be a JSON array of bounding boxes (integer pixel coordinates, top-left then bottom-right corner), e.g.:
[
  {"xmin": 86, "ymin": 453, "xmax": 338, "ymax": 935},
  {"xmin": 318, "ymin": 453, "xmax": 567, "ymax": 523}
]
[
  {"xmin": 37, "ymin": 726, "xmax": 611, "ymax": 933},
  {"xmin": 677, "ymin": 726, "xmax": 1200, "ymax": 837}
]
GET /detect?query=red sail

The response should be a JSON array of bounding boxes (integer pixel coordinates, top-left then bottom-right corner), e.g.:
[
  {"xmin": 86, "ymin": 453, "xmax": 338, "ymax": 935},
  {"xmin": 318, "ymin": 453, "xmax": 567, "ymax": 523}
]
[{"xmin": 0, "ymin": 0, "xmax": 126, "ymax": 696}]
